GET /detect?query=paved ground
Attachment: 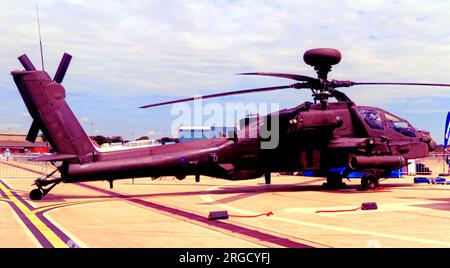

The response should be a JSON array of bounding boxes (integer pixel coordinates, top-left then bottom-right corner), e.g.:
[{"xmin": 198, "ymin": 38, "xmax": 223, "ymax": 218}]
[{"xmin": 1, "ymin": 160, "xmax": 450, "ymax": 248}]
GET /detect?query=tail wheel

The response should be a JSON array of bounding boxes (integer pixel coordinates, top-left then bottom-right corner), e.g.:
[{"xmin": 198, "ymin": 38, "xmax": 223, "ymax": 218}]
[
  {"xmin": 361, "ymin": 173, "xmax": 379, "ymax": 189},
  {"xmin": 30, "ymin": 189, "xmax": 43, "ymax": 200}
]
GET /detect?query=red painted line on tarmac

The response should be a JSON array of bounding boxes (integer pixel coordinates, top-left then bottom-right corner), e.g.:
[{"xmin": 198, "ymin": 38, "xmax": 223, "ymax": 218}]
[{"xmin": 77, "ymin": 182, "xmax": 313, "ymax": 248}]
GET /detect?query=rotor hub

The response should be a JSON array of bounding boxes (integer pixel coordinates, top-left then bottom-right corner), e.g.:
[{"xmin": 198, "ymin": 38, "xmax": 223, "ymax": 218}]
[
  {"xmin": 303, "ymin": 48, "xmax": 342, "ymax": 80},
  {"xmin": 303, "ymin": 48, "xmax": 342, "ymax": 67}
]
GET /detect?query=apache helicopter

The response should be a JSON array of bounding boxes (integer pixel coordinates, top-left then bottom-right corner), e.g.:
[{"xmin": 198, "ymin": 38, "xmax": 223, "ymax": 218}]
[{"xmin": 11, "ymin": 48, "xmax": 444, "ymax": 200}]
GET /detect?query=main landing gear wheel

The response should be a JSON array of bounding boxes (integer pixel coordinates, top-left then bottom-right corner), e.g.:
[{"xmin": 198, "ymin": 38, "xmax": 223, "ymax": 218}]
[
  {"xmin": 323, "ymin": 173, "xmax": 347, "ymax": 189},
  {"xmin": 361, "ymin": 173, "xmax": 380, "ymax": 190}
]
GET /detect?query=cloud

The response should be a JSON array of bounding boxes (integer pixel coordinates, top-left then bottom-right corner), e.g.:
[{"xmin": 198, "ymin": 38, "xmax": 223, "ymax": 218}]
[
  {"xmin": 3, "ymin": 0, "xmax": 449, "ymax": 95},
  {"xmin": 79, "ymin": 115, "xmax": 89, "ymax": 122}
]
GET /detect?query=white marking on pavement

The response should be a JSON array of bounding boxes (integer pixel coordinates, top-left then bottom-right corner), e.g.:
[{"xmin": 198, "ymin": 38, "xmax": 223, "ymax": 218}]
[{"xmin": 200, "ymin": 180, "xmax": 450, "ymax": 247}]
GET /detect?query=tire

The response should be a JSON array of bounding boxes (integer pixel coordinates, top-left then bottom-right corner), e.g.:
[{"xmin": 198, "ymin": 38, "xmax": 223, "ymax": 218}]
[
  {"xmin": 326, "ymin": 173, "xmax": 343, "ymax": 188},
  {"xmin": 361, "ymin": 173, "xmax": 379, "ymax": 189},
  {"xmin": 30, "ymin": 189, "xmax": 43, "ymax": 200}
]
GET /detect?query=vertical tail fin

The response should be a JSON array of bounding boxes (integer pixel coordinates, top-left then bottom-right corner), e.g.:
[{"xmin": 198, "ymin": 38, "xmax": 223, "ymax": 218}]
[{"xmin": 11, "ymin": 53, "xmax": 95, "ymax": 161}]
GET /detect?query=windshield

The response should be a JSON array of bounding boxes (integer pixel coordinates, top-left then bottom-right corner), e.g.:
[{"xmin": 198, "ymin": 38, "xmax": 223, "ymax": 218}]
[
  {"xmin": 358, "ymin": 109, "xmax": 384, "ymax": 130},
  {"xmin": 385, "ymin": 113, "xmax": 416, "ymax": 137}
]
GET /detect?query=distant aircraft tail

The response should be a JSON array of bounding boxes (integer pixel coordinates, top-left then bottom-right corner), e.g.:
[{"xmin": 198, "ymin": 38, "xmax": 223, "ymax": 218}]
[
  {"xmin": 445, "ymin": 111, "xmax": 450, "ymax": 151},
  {"xmin": 11, "ymin": 53, "xmax": 95, "ymax": 162}
]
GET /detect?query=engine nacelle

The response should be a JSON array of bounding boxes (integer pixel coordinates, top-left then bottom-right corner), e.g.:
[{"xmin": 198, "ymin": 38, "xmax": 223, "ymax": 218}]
[{"xmin": 294, "ymin": 111, "xmax": 343, "ymax": 131}]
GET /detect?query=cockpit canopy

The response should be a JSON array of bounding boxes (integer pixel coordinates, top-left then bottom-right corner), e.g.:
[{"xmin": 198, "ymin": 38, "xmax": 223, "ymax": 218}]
[{"xmin": 357, "ymin": 107, "xmax": 416, "ymax": 137}]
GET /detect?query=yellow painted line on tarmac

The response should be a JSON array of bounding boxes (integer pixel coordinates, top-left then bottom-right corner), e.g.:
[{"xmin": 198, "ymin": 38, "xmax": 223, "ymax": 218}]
[
  {"xmin": 0, "ymin": 182, "xmax": 68, "ymax": 248},
  {"xmin": 200, "ymin": 180, "xmax": 450, "ymax": 247}
]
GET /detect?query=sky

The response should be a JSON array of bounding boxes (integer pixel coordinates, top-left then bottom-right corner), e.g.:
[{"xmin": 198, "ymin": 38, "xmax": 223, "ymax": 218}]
[{"xmin": 0, "ymin": 0, "xmax": 449, "ymax": 142}]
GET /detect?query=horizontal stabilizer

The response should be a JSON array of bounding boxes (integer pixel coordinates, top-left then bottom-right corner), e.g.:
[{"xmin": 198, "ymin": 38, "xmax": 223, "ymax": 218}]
[
  {"xmin": 31, "ymin": 154, "xmax": 78, "ymax": 162},
  {"xmin": 26, "ymin": 120, "xmax": 40, "ymax": 143}
]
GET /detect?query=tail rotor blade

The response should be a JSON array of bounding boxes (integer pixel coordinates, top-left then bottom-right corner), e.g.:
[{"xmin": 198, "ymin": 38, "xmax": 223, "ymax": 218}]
[
  {"xmin": 140, "ymin": 83, "xmax": 303, "ymax": 109},
  {"xmin": 53, "ymin": 53, "xmax": 72, "ymax": 84},
  {"xmin": 26, "ymin": 120, "xmax": 41, "ymax": 143},
  {"xmin": 18, "ymin": 54, "xmax": 37, "ymax": 71}
]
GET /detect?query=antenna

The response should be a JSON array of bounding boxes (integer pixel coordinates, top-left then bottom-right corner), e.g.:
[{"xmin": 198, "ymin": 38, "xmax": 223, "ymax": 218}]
[{"xmin": 36, "ymin": 4, "xmax": 44, "ymax": 70}]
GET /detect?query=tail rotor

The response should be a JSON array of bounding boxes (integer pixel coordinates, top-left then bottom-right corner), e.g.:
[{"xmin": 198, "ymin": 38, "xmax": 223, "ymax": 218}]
[{"xmin": 53, "ymin": 53, "xmax": 72, "ymax": 83}]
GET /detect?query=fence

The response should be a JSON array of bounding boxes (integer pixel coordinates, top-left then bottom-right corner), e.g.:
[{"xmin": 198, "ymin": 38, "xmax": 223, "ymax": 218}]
[
  {"xmin": 415, "ymin": 153, "xmax": 449, "ymax": 176},
  {"xmin": 0, "ymin": 156, "xmax": 51, "ymax": 179}
]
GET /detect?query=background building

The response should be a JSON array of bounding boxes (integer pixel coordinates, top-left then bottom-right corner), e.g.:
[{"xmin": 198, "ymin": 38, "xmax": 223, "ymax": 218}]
[
  {"xmin": 178, "ymin": 126, "xmax": 237, "ymax": 143},
  {"xmin": 0, "ymin": 133, "xmax": 52, "ymax": 155}
]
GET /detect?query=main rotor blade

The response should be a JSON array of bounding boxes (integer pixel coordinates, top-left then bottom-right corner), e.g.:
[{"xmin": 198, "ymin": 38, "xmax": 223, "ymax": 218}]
[
  {"xmin": 354, "ymin": 82, "xmax": 450, "ymax": 87},
  {"xmin": 239, "ymin": 72, "xmax": 319, "ymax": 83},
  {"xmin": 140, "ymin": 84, "xmax": 301, "ymax": 109}
]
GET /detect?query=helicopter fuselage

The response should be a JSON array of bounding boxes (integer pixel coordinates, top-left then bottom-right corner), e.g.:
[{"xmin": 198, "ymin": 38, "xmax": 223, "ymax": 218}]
[{"xmin": 61, "ymin": 100, "xmax": 435, "ymax": 183}]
